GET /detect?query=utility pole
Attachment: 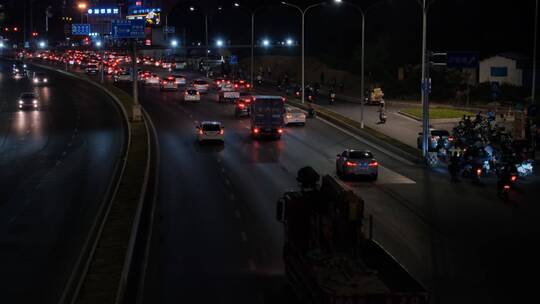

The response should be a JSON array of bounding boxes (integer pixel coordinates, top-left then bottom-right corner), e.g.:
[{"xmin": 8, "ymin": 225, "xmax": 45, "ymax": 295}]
[
  {"xmin": 532, "ymin": 0, "xmax": 538, "ymax": 105},
  {"xmin": 420, "ymin": 0, "xmax": 429, "ymax": 162}
]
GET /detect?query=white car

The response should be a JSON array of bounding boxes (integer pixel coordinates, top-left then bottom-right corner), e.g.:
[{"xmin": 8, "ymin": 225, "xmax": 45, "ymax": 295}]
[
  {"xmin": 196, "ymin": 121, "xmax": 224, "ymax": 143},
  {"xmin": 174, "ymin": 61, "xmax": 187, "ymax": 70},
  {"xmin": 145, "ymin": 74, "xmax": 160, "ymax": 85},
  {"xmin": 184, "ymin": 88, "xmax": 201, "ymax": 102},
  {"xmin": 173, "ymin": 74, "xmax": 187, "ymax": 85},
  {"xmin": 284, "ymin": 107, "xmax": 306, "ymax": 126},
  {"xmin": 192, "ymin": 79, "xmax": 210, "ymax": 93}
]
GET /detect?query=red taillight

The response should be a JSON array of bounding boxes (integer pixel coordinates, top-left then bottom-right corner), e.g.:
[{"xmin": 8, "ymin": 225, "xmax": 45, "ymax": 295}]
[
  {"xmin": 504, "ymin": 185, "xmax": 511, "ymax": 190},
  {"xmin": 511, "ymin": 175, "xmax": 517, "ymax": 182},
  {"xmin": 199, "ymin": 130, "xmax": 204, "ymax": 135},
  {"xmin": 369, "ymin": 161, "xmax": 379, "ymax": 167},
  {"xmin": 346, "ymin": 161, "xmax": 357, "ymax": 167},
  {"xmin": 196, "ymin": 92, "xmax": 200, "ymax": 95},
  {"xmin": 219, "ymin": 129, "xmax": 224, "ymax": 135},
  {"xmin": 246, "ymin": 84, "xmax": 251, "ymax": 88},
  {"xmin": 238, "ymin": 103, "xmax": 245, "ymax": 108},
  {"xmin": 253, "ymin": 128, "xmax": 260, "ymax": 134},
  {"xmin": 476, "ymin": 168, "xmax": 482, "ymax": 176},
  {"xmin": 278, "ymin": 129, "xmax": 283, "ymax": 134},
  {"xmin": 234, "ymin": 84, "xmax": 239, "ymax": 88}
]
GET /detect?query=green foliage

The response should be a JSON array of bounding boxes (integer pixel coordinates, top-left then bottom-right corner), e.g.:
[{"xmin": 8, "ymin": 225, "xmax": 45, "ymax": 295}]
[{"xmin": 401, "ymin": 107, "xmax": 474, "ymax": 119}]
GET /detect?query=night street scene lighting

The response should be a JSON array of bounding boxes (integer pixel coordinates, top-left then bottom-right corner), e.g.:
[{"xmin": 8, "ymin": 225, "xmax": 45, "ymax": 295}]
[{"xmin": 0, "ymin": 1, "xmax": 538, "ymax": 304}]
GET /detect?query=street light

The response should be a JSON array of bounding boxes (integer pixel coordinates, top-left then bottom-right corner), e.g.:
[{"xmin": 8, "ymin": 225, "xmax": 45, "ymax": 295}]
[
  {"xmin": 216, "ymin": 39, "xmax": 224, "ymax": 47},
  {"xmin": 262, "ymin": 39, "xmax": 270, "ymax": 47},
  {"xmin": 77, "ymin": 2, "xmax": 87, "ymax": 23},
  {"xmin": 286, "ymin": 38, "xmax": 294, "ymax": 46},
  {"xmin": 38, "ymin": 41, "xmax": 46, "ymax": 48},
  {"xmin": 334, "ymin": 0, "xmax": 387, "ymax": 128},
  {"xmin": 171, "ymin": 39, "xmax": 178, "ymax": 47},
  {"xmin": 282, "ymin": 1, "xmax": 326, "ymax": 103}
]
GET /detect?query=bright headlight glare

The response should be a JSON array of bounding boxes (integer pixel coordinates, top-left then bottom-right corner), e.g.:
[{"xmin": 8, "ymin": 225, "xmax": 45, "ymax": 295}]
[
  {"xmin": 19, "ymin": 100, "xmax": 23, "ymax": 104},
  {"xmin": 33, "ymin": 99, "xmax": 37, "ymax": 104}
]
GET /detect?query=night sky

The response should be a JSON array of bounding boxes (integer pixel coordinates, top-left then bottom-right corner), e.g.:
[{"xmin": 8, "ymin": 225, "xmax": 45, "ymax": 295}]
[{"xmin": 1, "ymin": 0, "xmax": 538, "ymax": 64}]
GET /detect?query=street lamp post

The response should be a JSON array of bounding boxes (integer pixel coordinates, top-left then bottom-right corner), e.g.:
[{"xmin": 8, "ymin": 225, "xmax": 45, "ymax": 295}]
[
  {"xmin": 77, "ymin": 3, "xmax": 87, "ymax": 23},
  {"xmin": 233, "ymin": 3, "xmax": 265, "ymax": 87},
  {"xmin": 335, "ymin": 0, "xmax": 386, "ymax": 129},
  {"xmin": 532, "ymin": 0, "xmax": 538, "ymax": 105},
  {"xmin": 282, "ymin": 1, "xmax": 326, "ymax": 104}
]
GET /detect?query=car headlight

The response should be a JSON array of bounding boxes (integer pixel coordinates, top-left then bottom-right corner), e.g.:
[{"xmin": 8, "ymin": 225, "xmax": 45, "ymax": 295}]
[
  {"xmin": 19, "ymin": 100, "xmax": 23, "ymax": 104},
  {"xmin": 33, "ymin": 99, "xmax": 37, "ymax": 104},
  {"xmin": 43, "ymin": 78, "xmax": 48, "ymax": 82},
  {"xmin": 33, "ymin": 78, "xmax": 38, "ymax": 83},
  {"xmin": 23, "ymin": 64, "xmax": 27, "ymax": 68}
]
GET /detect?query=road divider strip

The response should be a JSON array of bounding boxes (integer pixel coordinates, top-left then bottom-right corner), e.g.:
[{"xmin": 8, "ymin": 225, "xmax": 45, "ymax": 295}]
[{"xmin": 29, "ymin": 62, "xmax": 155, "ymax": 304}]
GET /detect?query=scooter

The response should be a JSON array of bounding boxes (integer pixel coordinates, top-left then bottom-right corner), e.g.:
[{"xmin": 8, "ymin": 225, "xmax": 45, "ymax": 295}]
[
  {"xmin": 329, "ymin": 93, "xmax": 336, "ymax": 104},
  {"xmin": 379, "ymin": 111, "xmax": 387, "ymax": 124}
]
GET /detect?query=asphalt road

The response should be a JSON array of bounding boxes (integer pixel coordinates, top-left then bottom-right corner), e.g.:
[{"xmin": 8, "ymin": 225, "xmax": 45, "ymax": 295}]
[
  {"xmin": 0, "ymin": 60, "xmax": 125, "ymax": 303},
  {"xmin": 110, "ymin": 69, "xmax": 540, "ymax": 304}
]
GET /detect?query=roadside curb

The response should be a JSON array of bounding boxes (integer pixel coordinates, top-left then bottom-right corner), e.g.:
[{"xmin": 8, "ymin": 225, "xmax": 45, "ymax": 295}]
[
  {"xmin": 398, "ymin": 111, "xmax": 422, "ymax": 122},
  {"xmin": 28, "ymin": 62, "xmax": 154, "ymax": 304}
]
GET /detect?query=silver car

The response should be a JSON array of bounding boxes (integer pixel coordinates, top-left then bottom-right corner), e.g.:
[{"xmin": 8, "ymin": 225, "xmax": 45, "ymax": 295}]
[
  {"xmin": 336, "ymin": 150, "xmax": 378, "ymax": 180},
  {"xmin": 18, "ymin": 92, "xmax": 40, "ymax": 110}
]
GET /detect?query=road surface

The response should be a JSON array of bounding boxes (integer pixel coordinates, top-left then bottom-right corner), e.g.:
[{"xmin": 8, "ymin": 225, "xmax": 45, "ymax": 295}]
[{"xmin": 0, "ymin": 60, "xmax": 125, "ymax": 304}]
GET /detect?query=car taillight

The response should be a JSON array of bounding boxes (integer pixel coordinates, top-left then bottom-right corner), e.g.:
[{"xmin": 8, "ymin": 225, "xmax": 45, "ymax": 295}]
[
  {"xmin": 346, "ymin": 161, "xmax": 357, "ymax": 167},
  {"xmin": 449, "ymin": 136, "xmax": 454, "ymax": 141},
  {"xmin": 246, "ymin": 84, "xmax": 251, "ymax": 88},
  {"xmin": 253, "ymin": 128, "xmax": 260, "ymax": 134},
  {"xmin": 278, "ymin": 129, "xmax": 283, "ymax": 134},
  {"xmin": 511, "ymin": 175, "xmax": 517, "ymax": 182},
  {"xmin": 503, "ymin": 185, "xmax": 511, "ymax": 190},
  {"xmin": 199, "ymin": 130, "xmax": 204, "ymax": 135},
  {"xmin": 234, "ymin": 84, "xmax": 239, "ymax": 88},
  {"xmin": 239, "ymin": 104, "xmax": 245, "ymax": 108},
  {"xmin": 369, "ymin": 161, "xmax": 379, "ymax": 167},
  {"xmin": 219, "ymin": 129, "xmax": 224, "ymax": 135}
]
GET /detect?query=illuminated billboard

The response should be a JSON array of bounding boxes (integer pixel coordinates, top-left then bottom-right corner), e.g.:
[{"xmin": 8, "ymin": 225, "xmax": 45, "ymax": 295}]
[{"xmin": 126, "ymin": 8, "xmax": 161, "ymax": 25}]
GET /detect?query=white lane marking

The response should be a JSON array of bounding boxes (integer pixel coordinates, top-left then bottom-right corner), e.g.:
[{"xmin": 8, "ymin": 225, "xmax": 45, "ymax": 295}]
[
  {"xmin": 248, "ymin": 259, "xmax": 257, "ymax": 271},
  {"xmin": 241, "ymin": 232, "xmax": 248, "ymax": 242},
  {"xmin": 234, "ymin": 210, "xmax": 241, "ymax": 219},
  {"xmin": 317, "ymin": 117, "xmax": 415, "ymax": 166}
]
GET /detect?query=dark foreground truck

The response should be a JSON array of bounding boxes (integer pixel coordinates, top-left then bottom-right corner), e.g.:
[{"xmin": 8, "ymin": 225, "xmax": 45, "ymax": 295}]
[
  {"xmin": 250, "ymin": 95, "xmax": 285, "ymax": 139},
  {"xmin": 276, "ymin": 167, "xmax": 429, "ymax": 304}
]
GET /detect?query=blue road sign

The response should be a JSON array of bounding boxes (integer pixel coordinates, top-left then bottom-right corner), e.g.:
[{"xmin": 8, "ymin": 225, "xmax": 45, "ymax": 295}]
[
  {"xmin": 230, "ymin": 55, "xmax": 238, "ymax": 65},
  {"xmin": 447, "ymin": 52, "xmax": 479, "ymax": 68},
  {"xmin": 112, "ymin": 20, "xmax": 145, "ymax": 39},
  {"xmin": 72, "ymin": 23, "xmax": 90, "ymax": 35}
]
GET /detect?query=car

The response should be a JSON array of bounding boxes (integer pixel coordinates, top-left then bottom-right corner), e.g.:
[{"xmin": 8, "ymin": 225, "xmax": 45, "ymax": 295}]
[
  {"xmin": 160, "ymin": 76, "xmax": 179, "ymax": 91},
  {"xmin": 12, "ymin": 70, "xmax": 26, "ymax": 80},
  {"xmin": 114, "ymin": 70, "xmax": 132, "ymax": 82},
  {"xmin": 235, "ymin": 96, "xmax": 252, "ymax": 117},
  {"xmin": 161, "ymin": 61, "xmax": 172, "ymax": 69},
  {"xmin": 32, "ymin": 72, "xmax": 48, "ymax": 84},
  {"xmin": 172, "ymin": 74, "xmax": 187, "ymax": 85},
  {"xmin": 192, "ymin": 79, "xmax": 210, "ymax": 93},
  {"xmin": 144, "ymin": 74, "xmax": 160, "ymax": 85},
  {"xmin": 85, "ymin": 63, "xmax": 99, "ymax": 75},
  {"xmin": 417, "ymin": 129, "xmax": 452, "ymax": 151},
  {"xmin": 138, "ymin": 70, "xmax": 151, "ymax": 82},
  {"xmin": 336, "ymin": 150, "xmax": 378, "ymax": 180},
  {"xmin": 196, "ymin": 121, "xmax": 224, "ymax": 143},
  {"xmin": 233, "ymin": 79, "xmax": 251, "ymax": 92},
  {"xmin": 284, "ymin": 107, "xmax": 306, "ymax": 126},
  {"xmin": 214, "ymin": 77, "xmax": 230, "ymax": 88},
  {"xmin": 18, "ymin": 92, "xmax": 40, "ymax": 110},
  {"xmin": 184, "ymin": 88, "xmax": 201, "ymax": 102}
]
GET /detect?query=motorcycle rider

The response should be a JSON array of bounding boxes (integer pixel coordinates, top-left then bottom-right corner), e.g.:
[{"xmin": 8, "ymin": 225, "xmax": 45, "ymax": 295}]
[
  {"xmin": 378, "ymin": 106, "xmax": 387, "ymax": 124},
  {"xmin": 329, "ymin": 87, "xmax": 336, "ymax": 104},
  {"xmin": 496, "ymin": 165, "xmax": 513, "ymax": 198}
]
